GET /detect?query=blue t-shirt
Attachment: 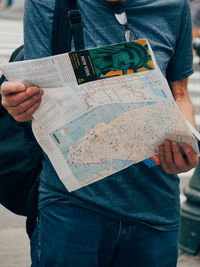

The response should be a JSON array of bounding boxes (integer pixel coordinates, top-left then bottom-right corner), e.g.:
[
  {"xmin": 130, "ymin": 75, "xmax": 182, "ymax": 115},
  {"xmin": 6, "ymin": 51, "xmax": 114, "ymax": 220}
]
[{"xmin": 24, "ymin": 0, "xmax": 193, "ymax": 231}]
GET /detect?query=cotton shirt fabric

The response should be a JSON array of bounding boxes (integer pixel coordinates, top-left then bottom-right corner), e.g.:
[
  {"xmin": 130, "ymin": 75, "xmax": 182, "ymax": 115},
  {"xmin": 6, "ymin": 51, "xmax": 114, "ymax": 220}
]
[{"xmin": 24, "ymin": 0, "xmax": 193, "ymax": 231}]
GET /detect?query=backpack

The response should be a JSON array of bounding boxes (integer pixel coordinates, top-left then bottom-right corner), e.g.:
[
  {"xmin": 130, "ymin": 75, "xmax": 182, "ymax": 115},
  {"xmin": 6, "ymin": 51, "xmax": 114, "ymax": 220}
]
[{"xmin": 0, "ymin": 0, "xmax": 84, "ymax": 236}]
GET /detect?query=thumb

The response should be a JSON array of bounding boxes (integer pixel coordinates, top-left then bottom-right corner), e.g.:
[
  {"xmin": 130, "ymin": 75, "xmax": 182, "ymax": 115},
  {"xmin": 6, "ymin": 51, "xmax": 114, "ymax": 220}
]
[{"xmin": 1, "ymin": 81, "xmax": 26, "ymax": 96}]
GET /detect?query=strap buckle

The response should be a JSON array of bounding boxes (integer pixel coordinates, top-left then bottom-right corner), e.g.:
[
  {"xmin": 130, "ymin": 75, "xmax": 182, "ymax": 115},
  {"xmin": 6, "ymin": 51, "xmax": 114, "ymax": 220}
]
[{"xmin": 68, "ymin": 9, "xmax": 82, "ymax": 27}]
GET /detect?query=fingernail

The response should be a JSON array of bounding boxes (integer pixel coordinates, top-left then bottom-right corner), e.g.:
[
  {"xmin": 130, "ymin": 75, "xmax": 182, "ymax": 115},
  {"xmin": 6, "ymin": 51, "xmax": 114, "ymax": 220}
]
[
  {"xmin": 181, "ymin": 143, "xmax": 191, "ymax": 153},
  {"xmin": 16, "ymin": 83, "xmax": 25, "ymax": 90},
  {"xmin": 182, "ymin": 142, "xmax": 190, "ymax": 147},
  {"xmin": 172, "ymin": 141, "xmax": 179, "ymax": 151},
  {"xmin": 172, "ymin": 141, "xmax": 178, "ymax": 147},
  {"xmin": 31, "ymin": 86, "xmax": 40, "ymax": 92}
]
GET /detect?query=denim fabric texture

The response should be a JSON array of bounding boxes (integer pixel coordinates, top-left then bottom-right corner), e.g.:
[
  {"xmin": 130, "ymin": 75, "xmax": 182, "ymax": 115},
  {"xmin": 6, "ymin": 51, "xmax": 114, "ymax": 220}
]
[{"xmin": 31, "ymin": 202, "xmax": 178, "ymax": 267}]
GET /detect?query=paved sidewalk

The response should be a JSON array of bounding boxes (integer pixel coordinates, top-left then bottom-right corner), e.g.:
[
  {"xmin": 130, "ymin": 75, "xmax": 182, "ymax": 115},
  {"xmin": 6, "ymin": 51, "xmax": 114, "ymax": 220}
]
[
  {"xmin": 0, "ymin": 0, "xmax": 24, "ymax": 20},
  {"xmin": 0, "ymin": 6, "xmax": 23, "ymax": 20},
  {"xmin": 178, "ymin": 251, "xmax": 200, "ymax": 267},
  {"xmin": 0, "ymin": 206, "xmax": 30, "ymax": 267},
  {"xmin": 0, "ymin": 228, "xmax": 30, "ymax": 267}
]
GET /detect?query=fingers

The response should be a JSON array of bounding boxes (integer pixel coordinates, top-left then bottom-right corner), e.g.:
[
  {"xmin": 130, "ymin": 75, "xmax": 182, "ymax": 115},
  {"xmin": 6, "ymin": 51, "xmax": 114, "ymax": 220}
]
[
  {"xmin": 171, "ymin": 142, "xmax": 186, "ymax": 169},
  {"xmin": 13, "ymin": 101, "xmax": 42, "ymax": 122},
  {"xmin": 163, "ymin": 140, "xmax": 174, "ymax": 165},
  {"xmin": 1, "ymin": 81, "xmax": 44, "ymax": 122},
  {"xmin": 159, "ymin": 140, "xmax": 199, "ymax": 174},
  {"xmin": 6, "ymin": 88, "xmax": 43, "ymax": 114},
  {"xmin": 2, "ymin": 84, "xmax": 42, "ymax": 107},
  {"xmin": 159, "ymin": 141, "xmax": 177, "ymax": 173},
  {"xmin": 1, "ymin": 81, "xmax": 26, "ymax": 96},
  {"xmin": 181, "ymin": 143, "xmax": 199, "ymax": 168}
]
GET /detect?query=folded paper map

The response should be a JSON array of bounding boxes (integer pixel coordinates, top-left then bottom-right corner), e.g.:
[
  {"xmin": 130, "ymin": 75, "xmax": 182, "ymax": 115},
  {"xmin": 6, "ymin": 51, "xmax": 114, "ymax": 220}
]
[{"xmin": 0, "ymin": 39, "xmax": 198, "ymax": 191}]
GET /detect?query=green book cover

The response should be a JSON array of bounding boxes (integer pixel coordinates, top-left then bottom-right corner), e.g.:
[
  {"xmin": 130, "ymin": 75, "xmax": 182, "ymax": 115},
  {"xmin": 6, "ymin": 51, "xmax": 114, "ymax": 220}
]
[{"xmin": 69, "ymin": 39, "xmax": 155, "ymax": 84}]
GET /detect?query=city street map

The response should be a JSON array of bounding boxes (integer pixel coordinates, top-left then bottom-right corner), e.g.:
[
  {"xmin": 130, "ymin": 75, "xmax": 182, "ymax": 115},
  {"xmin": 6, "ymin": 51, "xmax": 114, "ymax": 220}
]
[{"xmin": 0, "ymin": 39, "xmax": 198, "ymax": 191}]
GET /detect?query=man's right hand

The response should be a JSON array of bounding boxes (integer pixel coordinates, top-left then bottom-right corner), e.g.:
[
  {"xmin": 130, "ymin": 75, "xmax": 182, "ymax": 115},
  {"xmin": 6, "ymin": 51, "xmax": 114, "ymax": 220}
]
[{"xmin": 1, "ymin": 81, "xmax": 44, "ymax": 122}]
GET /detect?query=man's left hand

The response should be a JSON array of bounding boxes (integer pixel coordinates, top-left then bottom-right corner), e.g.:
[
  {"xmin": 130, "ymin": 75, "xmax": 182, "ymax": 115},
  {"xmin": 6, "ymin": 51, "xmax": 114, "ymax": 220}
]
[{"xmin": 159, "ymin": 140, "xmax": 199, "ymax": 174}]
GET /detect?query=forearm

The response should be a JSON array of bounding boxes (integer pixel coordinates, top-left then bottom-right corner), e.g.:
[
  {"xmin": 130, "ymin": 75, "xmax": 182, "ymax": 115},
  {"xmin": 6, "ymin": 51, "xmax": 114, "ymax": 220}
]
[
  {"xmin": 170, "ymin": 78, "xmax": 196, "ymax": 127},
  {"xmin": 174, "ymin": 94, "xmax": 196, "ymax": 127}
]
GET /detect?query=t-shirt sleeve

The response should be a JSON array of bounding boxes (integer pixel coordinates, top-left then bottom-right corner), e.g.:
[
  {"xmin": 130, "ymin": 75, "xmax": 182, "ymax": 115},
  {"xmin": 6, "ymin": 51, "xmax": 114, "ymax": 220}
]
[
  {"xmin": 24, "ymin": 0, "xmax": 55, "ymax": 60},
  {"xmin": 166, "ymin": 0, "xmax": 193, "ymax": 82}
]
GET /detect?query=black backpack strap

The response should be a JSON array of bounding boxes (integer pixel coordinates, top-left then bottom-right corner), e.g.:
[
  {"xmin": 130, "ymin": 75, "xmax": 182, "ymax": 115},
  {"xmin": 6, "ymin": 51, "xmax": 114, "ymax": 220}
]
[
  {"xmin": 52, "ymin": 0, "xmax": 84, "ymax": 55},
  {"xmin": 68, "ymin": 6, "xmax": 84, "ymax": 51}
]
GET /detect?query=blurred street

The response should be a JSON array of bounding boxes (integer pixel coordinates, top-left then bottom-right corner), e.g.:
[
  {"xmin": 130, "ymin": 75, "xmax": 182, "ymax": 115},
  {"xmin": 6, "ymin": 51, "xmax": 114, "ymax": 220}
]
[
  {"xmin": 0, "ymin": 0, "xmax": 24, "ymax": 20},
  {"xmin": 0, "ymin": 3, "xmax": 200, "ymax": 267},
  {"xmin": 0, "ymin": 18, "xmax": 23, "ymax": 66}
]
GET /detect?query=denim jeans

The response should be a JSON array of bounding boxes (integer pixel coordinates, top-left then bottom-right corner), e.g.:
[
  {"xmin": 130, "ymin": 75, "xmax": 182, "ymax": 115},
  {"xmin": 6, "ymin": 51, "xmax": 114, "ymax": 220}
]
[{"xmin": 31, "ymin": 201, "xmax": 178, "ymax": 267}]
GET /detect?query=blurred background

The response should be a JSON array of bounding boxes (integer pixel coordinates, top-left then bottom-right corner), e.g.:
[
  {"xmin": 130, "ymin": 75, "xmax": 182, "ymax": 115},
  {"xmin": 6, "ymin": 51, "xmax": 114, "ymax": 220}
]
[{"xmin": 0, "ymin": 0, "xmax": 200, "ymax": 266}]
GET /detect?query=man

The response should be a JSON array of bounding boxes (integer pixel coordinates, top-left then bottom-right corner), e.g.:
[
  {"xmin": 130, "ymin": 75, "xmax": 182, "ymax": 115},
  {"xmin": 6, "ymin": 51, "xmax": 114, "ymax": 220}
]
[{"xmin": 1, "ymin": 0, "xmax": 199, "ymax": 266}]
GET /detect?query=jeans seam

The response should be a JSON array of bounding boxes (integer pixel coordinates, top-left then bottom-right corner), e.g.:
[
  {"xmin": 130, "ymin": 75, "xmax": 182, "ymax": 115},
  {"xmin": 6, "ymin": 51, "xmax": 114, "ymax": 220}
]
[{"xmin": 36, "ymin": 215, "xmax": 41, "ymax": 266}]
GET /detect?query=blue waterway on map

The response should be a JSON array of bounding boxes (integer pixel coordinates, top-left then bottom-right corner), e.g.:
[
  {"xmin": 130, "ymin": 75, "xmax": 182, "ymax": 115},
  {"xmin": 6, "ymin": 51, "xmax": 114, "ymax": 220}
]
[{"xmin": 50, "ymin": 101, "xmax": 156, "ymax": 147}]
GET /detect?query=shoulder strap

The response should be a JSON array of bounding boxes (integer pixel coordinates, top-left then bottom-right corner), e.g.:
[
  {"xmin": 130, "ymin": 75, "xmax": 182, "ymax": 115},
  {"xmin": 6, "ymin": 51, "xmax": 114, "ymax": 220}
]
[{"xmin": 52, "ymin": 0, "xmax": 84, "ymax": 55}]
